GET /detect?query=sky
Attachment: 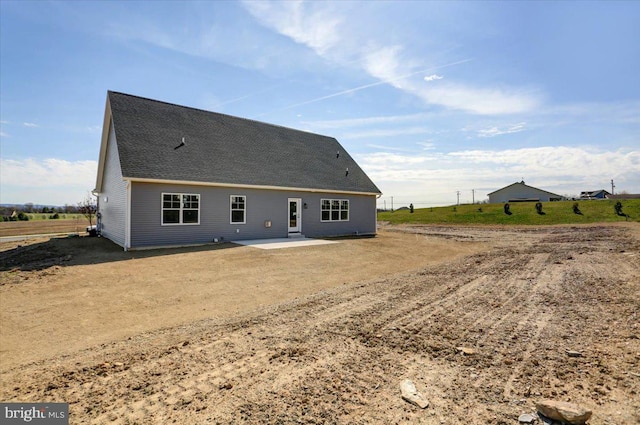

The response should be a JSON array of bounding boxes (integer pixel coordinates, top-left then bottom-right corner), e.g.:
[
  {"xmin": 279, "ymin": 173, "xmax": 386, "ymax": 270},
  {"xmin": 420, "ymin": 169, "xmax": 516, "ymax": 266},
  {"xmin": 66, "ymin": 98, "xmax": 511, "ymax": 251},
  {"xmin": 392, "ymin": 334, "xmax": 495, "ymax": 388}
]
[{"xmin": 1, "ymin": 1, "xmax": 639, "ymax": 208}]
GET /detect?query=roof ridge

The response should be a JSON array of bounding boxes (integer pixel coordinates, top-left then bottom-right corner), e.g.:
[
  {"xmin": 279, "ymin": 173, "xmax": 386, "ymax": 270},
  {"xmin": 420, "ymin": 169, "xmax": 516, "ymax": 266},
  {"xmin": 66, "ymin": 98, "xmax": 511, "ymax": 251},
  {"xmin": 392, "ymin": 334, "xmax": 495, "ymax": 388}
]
[{"xmin": 107, "ymin": 90, "xmax": 336, "ymax": 140}]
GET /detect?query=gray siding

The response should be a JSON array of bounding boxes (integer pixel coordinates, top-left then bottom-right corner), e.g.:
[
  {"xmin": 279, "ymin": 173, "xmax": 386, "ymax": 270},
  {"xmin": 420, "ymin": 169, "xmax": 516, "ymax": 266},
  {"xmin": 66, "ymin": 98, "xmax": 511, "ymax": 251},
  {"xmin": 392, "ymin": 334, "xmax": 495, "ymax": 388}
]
[
  {"xmin": 129, "ymin": 182, "xmax": 377, "ymax": 249},
  {"xmin": 98, "ymin": 122, "xmax": 128, "ymax": 247},
  {"xmin": 302, "ymin": 193, "xmax": 377, "ymax": 238}
]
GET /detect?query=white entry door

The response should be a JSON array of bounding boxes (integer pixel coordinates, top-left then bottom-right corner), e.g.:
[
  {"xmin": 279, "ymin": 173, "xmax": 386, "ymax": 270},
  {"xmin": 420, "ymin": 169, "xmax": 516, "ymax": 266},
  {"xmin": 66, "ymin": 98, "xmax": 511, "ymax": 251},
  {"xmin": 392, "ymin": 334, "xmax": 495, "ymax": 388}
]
[{"xmin": 288, "ymin": 198, "xmax": 302, "ymax": 233}]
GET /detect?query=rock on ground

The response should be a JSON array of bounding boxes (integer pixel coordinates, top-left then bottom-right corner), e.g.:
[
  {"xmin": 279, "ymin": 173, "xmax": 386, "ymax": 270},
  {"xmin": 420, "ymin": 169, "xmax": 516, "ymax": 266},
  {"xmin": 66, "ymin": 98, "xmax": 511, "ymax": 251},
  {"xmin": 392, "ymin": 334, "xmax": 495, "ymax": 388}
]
[
  {"xmin": 518, "ymin": 413, "xmax": 536, "ymax": 423},
  {"xmin": 400, "ymin": 379, "xmax": 429, "ymax": 409},
  {"xmin": 536, "ymin": 399, "xmax": 592, "ymax": 425}
]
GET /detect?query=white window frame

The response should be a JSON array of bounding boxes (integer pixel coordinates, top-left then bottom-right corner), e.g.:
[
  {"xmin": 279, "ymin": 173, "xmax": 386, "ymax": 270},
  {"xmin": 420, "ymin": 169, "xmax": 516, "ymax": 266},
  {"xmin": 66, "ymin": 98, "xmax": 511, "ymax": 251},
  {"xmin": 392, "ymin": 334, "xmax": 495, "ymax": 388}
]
[
  {"xmin": 230, "ymin": 195, "xmax": 246, "ymax": 224},
  {"xmin": 321, "ymin": 198, "xmax": 349, "ymax": 222},
  {"xmin": 161, "ymin": 193, "xmax": 200, "ymax": 226}
]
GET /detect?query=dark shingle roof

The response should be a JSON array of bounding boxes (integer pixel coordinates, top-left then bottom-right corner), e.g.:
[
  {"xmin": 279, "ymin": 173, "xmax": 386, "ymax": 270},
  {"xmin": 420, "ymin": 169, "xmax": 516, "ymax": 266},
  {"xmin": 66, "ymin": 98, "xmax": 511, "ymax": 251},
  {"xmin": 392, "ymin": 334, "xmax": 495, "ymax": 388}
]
[{"xmin": 108, "ymin": 91, "xmax": 380, "ymax": 194}]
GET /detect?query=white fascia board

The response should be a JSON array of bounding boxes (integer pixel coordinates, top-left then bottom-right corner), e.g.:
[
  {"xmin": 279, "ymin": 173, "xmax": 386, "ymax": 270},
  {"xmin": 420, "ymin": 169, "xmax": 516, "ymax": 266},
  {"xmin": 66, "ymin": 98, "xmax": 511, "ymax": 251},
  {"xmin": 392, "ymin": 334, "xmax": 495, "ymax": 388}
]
[
  {"xmin": 124, "ymin": 177, "xmax": 381, "ymax": 197},
  {"xmin": 95, "ymin": 96, "xmax": 113, "ymax": 193}
]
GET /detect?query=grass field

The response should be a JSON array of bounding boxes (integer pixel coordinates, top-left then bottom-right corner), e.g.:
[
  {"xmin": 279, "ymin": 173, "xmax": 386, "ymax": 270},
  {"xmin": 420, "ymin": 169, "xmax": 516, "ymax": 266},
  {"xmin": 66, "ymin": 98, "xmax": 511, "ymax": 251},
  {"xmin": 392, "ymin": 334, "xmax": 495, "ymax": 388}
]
[{"xmin": 378, "ymin": 199, "xmax": 640, "ymax": 225}]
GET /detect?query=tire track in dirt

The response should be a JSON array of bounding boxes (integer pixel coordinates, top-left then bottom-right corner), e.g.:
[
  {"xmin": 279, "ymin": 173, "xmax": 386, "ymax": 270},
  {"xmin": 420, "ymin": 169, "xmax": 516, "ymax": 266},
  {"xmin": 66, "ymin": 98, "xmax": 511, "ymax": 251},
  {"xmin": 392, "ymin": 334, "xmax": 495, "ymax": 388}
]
[
  {"xmin": 314, "ymin": 254, "xmax": 512, "ymax": 338},
  {"xmin": 457, "ymin": 255, "xmax": 566, "ymax": 403}
]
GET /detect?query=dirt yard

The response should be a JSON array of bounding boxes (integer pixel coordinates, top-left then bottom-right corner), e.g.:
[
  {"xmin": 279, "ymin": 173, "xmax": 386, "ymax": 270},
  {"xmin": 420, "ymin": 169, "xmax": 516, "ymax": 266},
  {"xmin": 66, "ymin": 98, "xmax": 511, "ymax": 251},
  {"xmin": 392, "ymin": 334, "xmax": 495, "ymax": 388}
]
[
  {"xmin": 0, "ymin": 224, "xmax": 638, "ymax": 424},
  {"xmin": 0, "ymin": 218, "xmax": 88, "ymax": 238}
]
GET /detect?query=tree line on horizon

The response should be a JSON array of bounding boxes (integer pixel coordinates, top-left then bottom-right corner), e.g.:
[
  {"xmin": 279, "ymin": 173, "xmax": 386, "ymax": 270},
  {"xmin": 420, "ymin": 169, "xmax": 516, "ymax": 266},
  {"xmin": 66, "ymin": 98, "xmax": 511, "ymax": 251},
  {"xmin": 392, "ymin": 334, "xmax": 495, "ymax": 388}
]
[
  {"xmin": 1, "ymin": 203, "xmax": 82, "ymax": 216},
  {"xmin": 1, "ymin": 194, "xmax": 98, "ymax": 224}
]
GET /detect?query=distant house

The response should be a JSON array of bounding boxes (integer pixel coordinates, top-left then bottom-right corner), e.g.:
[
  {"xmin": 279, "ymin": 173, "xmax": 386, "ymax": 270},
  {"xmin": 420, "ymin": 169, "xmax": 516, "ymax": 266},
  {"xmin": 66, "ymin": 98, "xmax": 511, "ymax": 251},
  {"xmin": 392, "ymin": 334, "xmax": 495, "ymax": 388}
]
[
  {"xmin": 487, "ymin": 181, "xmax": 563, "ymax": 204},
  {"xmin": 579, "ymin": 190, "xmax": 610, "ymax": 200},
  {"xmin": 94, "ymin": 91, "xmax": 381, "ymax": 250}
]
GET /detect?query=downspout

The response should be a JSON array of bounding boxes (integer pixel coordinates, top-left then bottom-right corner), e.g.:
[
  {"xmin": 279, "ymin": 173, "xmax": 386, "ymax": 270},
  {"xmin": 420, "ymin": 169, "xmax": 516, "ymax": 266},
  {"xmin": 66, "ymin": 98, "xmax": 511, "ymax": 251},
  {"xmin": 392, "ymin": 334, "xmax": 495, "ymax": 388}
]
[
  {"xmin": 376, "ymin": 193, "xmax": 382, "ymax": 234},
  {"xmin": 91, "ymin": 189, "xmax": 100, "ymax": 235},
  {"xmin": 125, "ymin": 179, "xmax": 131, "ymax": 251}
]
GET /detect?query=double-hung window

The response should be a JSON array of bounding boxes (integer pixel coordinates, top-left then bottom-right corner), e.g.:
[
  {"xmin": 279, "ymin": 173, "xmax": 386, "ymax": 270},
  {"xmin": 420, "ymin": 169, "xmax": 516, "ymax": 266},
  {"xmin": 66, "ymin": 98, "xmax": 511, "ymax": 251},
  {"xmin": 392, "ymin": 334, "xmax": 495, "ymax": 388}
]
[
  {"xmin": 162, "ymin": 193, "xmax": 200, "ymax": 225},
  {"xmin": 321, "ymin": 199, "xmax": 349, "ymax": 222},
  {"xmin": 230, "ymin": 195, "xmax": 246, "ymax": 224}
]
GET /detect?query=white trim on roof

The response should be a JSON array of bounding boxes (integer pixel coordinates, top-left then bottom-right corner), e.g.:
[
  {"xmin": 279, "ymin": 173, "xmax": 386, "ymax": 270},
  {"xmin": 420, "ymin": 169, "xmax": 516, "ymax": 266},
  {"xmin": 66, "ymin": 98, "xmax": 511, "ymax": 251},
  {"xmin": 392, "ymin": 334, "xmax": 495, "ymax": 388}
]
[
  {"xmin": 94, "ymin": 98, "xmax": 113, "ymax": 193},
  {"xmin": 124, "ymin": 176, "xmax": 381, "ymax": 196}
]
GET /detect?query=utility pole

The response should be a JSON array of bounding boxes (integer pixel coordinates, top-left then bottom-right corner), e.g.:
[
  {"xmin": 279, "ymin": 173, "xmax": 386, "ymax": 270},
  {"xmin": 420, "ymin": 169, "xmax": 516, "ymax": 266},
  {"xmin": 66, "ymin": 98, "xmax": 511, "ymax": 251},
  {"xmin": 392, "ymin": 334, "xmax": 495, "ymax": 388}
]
[
  {"xmin": 472, "ymin": 189, "xmax": 475, "ymax": 204},
  {"xmin": 384, "ymin": 200, "xmax": 386, "ymax": 211},
  {"xmin": 391, "ymin": 196, "xmax": 394, "ymax": 212},
  {"xmin": 456, "ymin": 191, "xmax": 460, "ymax": 205},
  {"xmin": 611, "ymin": 179, "xmax": 615, "ymax": 195}
]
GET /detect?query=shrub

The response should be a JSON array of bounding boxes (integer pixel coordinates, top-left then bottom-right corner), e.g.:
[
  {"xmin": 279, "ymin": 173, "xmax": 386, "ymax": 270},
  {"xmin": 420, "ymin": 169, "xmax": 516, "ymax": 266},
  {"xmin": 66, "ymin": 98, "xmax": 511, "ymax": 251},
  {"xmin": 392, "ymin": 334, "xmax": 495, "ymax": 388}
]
[
  {"xmin": 573, "ymin": 202, "xmax": 582, "ymax": 215},
  {"xmin": 51, "ymin": 213, "xmax": 60, "ymax": 219},
  {"xmin": 614, "ymin": 201, "xmax": 624, "ymax": 216},
  {"xmin": 17, "ymin": 212, "xmax": 29, "ymax": 221}
]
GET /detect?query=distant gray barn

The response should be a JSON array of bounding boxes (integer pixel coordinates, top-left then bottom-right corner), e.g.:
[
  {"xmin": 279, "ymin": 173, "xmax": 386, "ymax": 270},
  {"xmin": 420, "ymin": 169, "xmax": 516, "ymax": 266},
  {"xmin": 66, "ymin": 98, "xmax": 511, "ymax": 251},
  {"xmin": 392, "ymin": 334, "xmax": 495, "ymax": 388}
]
[{"xmin": 488, "ymin": 181, "xmax": 563, "ymax": 204}]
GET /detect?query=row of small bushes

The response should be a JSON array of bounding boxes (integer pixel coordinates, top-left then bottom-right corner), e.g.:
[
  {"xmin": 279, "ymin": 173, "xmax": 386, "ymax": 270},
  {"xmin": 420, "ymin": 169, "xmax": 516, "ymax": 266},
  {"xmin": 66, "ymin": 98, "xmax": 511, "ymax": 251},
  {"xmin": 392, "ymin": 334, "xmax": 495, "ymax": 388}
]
[
  {"xmin": 2, "ymin": 213, "xmax": 30, "ymax": 221},
  {"xmin": 378, "ymin": 199, "xmax": 639, "ymax": 225},
  {"xmin": 503, "ymin": 201, "xmax": 628, "ymax": 217},
  {"xmin": 1, "ymin": 213, "xmax": 69, "ymax": 222}
]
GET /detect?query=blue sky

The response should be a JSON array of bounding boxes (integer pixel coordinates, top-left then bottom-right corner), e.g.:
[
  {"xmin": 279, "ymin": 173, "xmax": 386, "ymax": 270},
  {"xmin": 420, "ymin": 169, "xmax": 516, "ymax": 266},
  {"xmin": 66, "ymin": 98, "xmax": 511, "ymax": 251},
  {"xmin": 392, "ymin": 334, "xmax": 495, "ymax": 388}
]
[{"xmin": 1, "ymin": 1, "xmax": 639, "ymax": 207}]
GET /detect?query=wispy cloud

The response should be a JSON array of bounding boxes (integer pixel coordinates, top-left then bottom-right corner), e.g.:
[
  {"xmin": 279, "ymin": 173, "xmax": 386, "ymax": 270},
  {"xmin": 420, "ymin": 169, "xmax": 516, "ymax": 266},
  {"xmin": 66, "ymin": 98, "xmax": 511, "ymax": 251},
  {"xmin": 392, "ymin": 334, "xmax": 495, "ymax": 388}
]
[
  {"xmin": 424, "ymin": 74, "xmax": 443, "ymax": 82},
  {"xmin": 61, "ymin": 124, "xmax": 102, "ymax": 133},
  {"xmin": 257, "ymin": 59, "xmax": 471, "ymax": 116},
  {"xmin": 477, "ymin": 122, "xmax": 527, "ymax": 138},
  {"xmin": 304, "ymin": 113, "xmax": 429, "ymax": 129},
  {"xmin": 207, "ymin": 84, "xmax": 284, "ymax": 109},
  {"xmin": 445, "ymin": 146, "xmax": 640, "ymax": 172},
  {"xmin": 418, "ymin": 84, "xmax": 542, "ymax": 115},
  {"xmin": 23, "ymin": 122, "xmax": 39, "ymax": 128},
  {"xmin": 0, "ymin": 158, "xmax": 98, "ymax": 205},
  {"xmin": 103, "ymin": 3, "xmax": 318, "ymax": 78},
  {"xmin": 244, "ymin": 1, "xmax": 543, "ymax": 115},
  {"xmin": 360, "ymin": 152, "xmax": 431, "ymax": 168},
  {"xmin": 343, "ymin": 126, "xmax": 432, "ymax": 140},
  {"xmin": 0, "ymin": 132, "xmax": 9, "ymax": 138},
  {"xmin": 0, "ymin": 158, "xmax": 97, "ymax": 188},
  {"xmin": 242, "ymin": 1, "xmax": 344, "ymax": 56},
  {"xmin": 418, "ymin": 142, "xmax": 436, "ymax": 150},
  {"xmin": 541, "ymin": 100, "xmax": 640, "ymax": 125},
  {"xmin": 102, "ymin": 1, "xmax": 541, "ymax": 116},
  {"xmin": 366, "ymin": 144, "xmax": 417, "ymax": 152}
]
